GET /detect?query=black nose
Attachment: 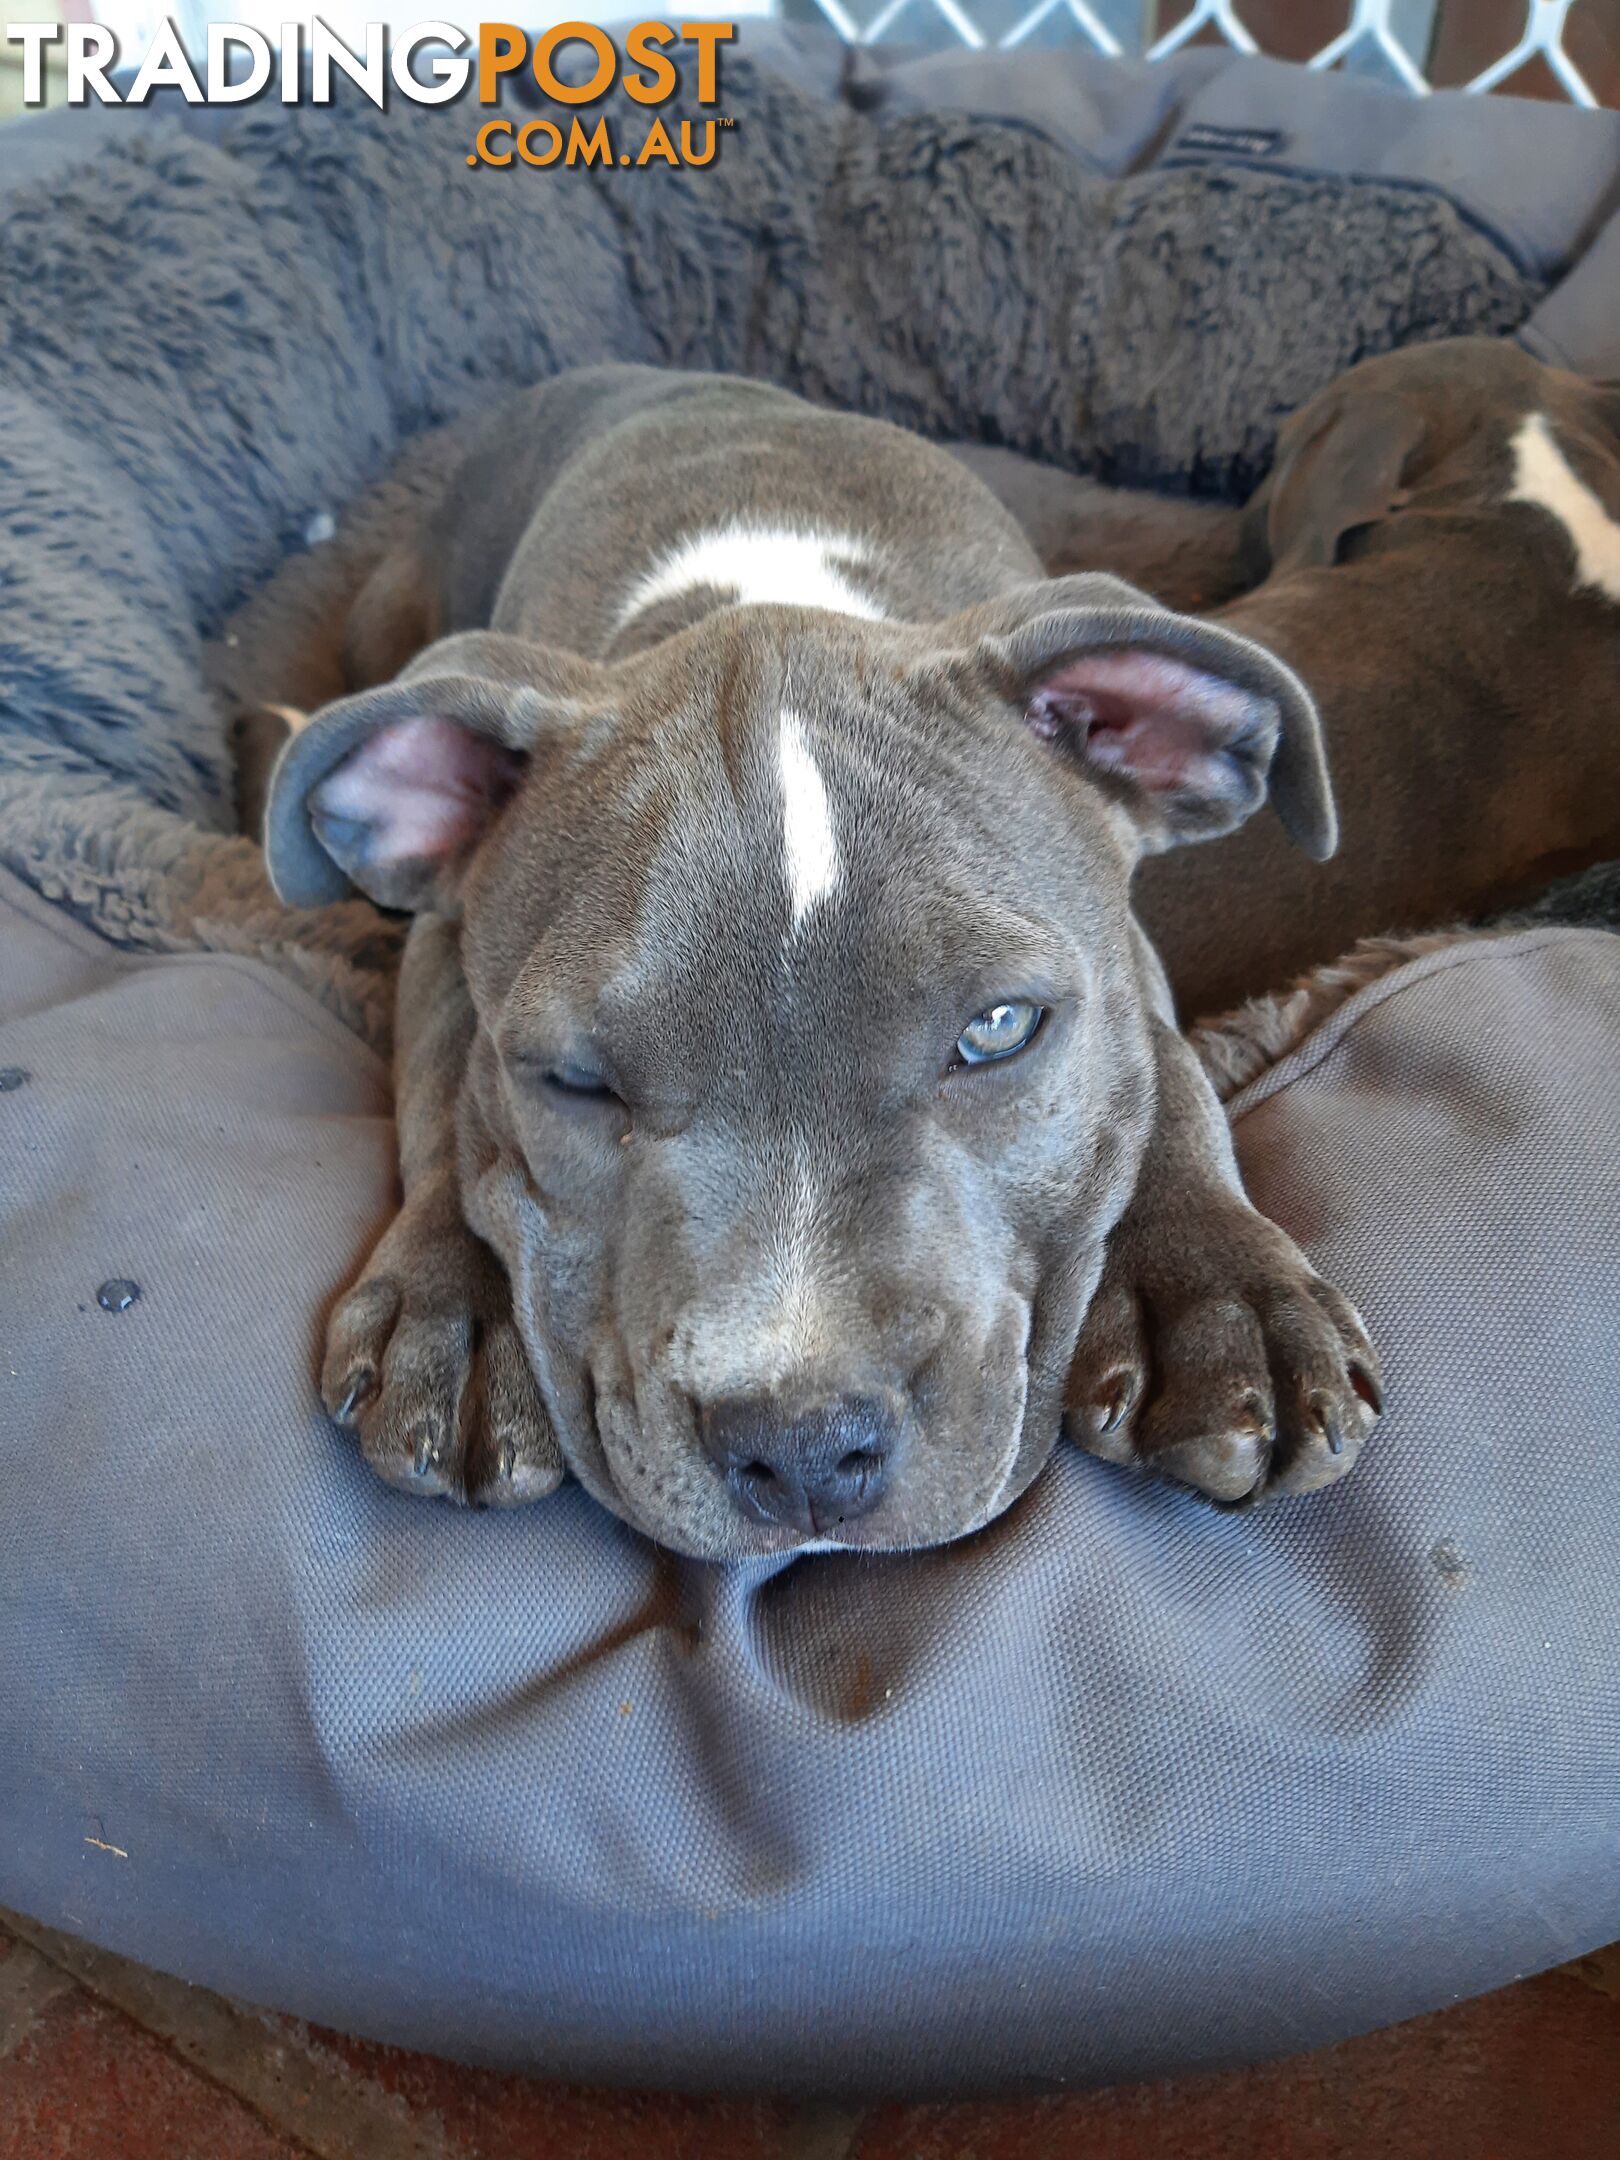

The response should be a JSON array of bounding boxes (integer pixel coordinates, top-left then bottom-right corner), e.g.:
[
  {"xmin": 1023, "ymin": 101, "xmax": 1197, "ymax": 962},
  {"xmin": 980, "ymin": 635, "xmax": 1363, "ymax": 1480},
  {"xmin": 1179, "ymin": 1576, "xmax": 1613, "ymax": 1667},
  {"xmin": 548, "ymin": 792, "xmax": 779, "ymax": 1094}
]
[{"xmin": 700, "ymin": 1394, "xmax": 898, "ymax": 1534}]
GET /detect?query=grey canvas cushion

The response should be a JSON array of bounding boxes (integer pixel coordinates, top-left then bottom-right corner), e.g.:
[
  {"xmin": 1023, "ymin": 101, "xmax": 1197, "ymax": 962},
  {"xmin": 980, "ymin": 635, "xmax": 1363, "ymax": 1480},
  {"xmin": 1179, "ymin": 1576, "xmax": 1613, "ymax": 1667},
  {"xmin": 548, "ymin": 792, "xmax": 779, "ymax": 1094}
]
[{"xmin": 2, "ymin": 858, "xmax": 1615, "ymax": 2093}]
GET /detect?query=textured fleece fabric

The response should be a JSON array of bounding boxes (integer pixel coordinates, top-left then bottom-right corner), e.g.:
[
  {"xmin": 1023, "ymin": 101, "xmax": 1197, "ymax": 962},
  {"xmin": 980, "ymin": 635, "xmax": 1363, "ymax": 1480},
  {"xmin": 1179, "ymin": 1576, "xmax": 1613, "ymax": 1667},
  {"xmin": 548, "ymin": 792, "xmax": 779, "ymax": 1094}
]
[{"xmin": 0, "ymin": 53, "xmax": 1540, "ymax": 1047}]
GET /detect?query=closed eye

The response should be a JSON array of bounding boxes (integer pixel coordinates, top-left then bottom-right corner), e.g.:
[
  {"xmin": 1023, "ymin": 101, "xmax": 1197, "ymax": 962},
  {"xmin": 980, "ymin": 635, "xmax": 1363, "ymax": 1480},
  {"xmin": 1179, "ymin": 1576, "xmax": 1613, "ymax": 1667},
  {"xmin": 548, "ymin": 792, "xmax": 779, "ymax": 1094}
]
[
  {"xmin": 543, "ymin": 1062, "xmax": 619, "ymax": 1101},
  {"xmin": 503, "ymin": 1049, "xmax": 628, "ymax": 1119}
]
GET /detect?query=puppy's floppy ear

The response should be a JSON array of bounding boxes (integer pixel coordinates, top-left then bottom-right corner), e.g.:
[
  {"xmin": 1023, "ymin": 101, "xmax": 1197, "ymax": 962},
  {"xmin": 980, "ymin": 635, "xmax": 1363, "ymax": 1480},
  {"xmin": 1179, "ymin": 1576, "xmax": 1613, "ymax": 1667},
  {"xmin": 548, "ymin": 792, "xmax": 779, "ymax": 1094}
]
[
  {"xmin": 970, "ymin": 573, "xmax": 1336, "ymax": 858},
  {"xmin": 264, "ymin": 631, "xmax": 600, "ymax": 912},
  {"xmin": 1253, "ymin": 388, "xmax": 1428, "ymax": 576}
]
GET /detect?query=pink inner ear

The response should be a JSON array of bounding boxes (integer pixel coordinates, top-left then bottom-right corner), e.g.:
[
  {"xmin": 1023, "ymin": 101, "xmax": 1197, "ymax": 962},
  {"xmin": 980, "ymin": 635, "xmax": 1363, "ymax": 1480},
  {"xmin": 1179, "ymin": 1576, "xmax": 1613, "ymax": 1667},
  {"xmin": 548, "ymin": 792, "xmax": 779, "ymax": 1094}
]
[
  {"xmin": 1027, "ymin": 651, "xmax": 1271, "ymax": 800},
  {"xmin": 313, "ymin": 714, "xmax": 522, "ymax": 869}
]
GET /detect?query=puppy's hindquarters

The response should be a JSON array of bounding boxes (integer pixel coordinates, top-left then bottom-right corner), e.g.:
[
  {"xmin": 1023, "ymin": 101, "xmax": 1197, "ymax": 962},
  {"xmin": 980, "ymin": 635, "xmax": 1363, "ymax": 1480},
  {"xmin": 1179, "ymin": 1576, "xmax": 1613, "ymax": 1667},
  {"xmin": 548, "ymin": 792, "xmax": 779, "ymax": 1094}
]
[
  {"xmin": 344, "ymin": 537, "xmax": 442, "ymax": 691},
  {"xmin": 230, "ymin": 540, "xmax": 441, "ymax": 841},
  {"xmin": 232, "ymin": 703, "xmax": 310, "ymax": 840},
  {"xmin": 947, "ymin": 446, "xmax": 1258, "ymax": 612}
]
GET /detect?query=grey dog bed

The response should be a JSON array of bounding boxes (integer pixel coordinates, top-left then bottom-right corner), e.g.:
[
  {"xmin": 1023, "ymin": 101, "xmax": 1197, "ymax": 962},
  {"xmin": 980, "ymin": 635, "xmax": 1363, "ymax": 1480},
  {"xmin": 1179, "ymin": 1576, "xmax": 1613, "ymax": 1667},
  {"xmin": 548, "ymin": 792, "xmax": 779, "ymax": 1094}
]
[{"xmin": 1, "ymin": 29, "xmax": 1618, "ymax": 2094}]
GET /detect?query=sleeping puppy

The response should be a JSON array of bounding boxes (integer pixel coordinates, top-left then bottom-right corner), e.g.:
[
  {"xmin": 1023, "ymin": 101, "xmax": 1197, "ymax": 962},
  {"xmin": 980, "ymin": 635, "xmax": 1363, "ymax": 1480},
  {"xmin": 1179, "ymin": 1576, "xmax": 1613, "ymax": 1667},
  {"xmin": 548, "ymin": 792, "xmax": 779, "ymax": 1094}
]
[
  {"xmin": 263, "ymin": 365, "xmax": 1381, "ymax": 1554},
  {"xmin": 959, "ymin": 337, "xmax": 1620, "ymax": 1014}
]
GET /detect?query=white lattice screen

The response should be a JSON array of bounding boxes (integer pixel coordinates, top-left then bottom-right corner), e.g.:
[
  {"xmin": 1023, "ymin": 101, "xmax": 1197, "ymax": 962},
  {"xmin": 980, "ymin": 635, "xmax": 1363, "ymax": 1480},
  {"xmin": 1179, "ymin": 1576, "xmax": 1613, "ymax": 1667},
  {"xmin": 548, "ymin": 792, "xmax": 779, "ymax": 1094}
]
[
  {"xmin": 788, "ymin": 0, "xmax": 1605, "ymax": 104},
  {"xmin": 57, "ymin": 4, "xmax": 1619, "ymax": 106}
]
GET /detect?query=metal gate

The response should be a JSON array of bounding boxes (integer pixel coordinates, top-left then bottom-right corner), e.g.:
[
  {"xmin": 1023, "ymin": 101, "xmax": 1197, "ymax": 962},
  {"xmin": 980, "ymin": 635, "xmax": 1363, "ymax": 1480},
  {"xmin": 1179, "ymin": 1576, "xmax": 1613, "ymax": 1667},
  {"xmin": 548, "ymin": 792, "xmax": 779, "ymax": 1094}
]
[{"xmin": 788, "ymin": 0, "xmax": 1609, "ymax": 104}]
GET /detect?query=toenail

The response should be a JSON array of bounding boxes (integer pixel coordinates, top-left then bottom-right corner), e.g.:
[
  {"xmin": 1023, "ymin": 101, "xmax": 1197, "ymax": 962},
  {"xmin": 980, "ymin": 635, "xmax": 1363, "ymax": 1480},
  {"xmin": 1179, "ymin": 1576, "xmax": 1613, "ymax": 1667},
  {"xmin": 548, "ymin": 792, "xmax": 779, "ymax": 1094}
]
[
  {"xmin": 336, "ymin": 1374, "xmax": 374, "ymax": 1422},
  {"xmin": 1098, "ymin": 1374, "xmax": 1137, "ymax": 1431},
  {"xmin": 1307, "ymin": 1389, "xmax": 1345, "ymax": 1454},
  {"xmin": 1350, "ymin": 1363, "xmax": 1384, "ymax": 1415}
]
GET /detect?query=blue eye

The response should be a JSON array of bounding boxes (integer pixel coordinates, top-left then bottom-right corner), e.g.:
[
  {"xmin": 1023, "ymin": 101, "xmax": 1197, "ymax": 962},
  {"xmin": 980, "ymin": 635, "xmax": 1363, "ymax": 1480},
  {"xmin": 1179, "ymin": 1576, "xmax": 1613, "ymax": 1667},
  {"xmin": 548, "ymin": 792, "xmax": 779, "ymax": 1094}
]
[{"xmin": 955, "ymin": 1000, "xmax": 1045, "ymax": 1067}]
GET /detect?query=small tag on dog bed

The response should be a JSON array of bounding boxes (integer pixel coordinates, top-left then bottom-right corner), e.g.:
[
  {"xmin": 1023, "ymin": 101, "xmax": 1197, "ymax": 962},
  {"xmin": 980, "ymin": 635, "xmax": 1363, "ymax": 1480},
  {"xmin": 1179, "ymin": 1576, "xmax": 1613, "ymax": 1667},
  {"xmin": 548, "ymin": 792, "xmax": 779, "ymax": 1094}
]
[{"xmin": 1176, "ymin": 123, "xmax": 1286, "ymax": 160}]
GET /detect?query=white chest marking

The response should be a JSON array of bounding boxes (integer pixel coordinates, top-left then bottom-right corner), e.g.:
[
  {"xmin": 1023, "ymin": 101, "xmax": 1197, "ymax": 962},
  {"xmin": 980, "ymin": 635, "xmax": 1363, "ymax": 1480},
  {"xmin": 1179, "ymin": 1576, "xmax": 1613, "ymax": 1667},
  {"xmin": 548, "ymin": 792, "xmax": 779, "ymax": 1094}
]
[
  {"xmin": 777, "ymin": 709, "xmax": 839, "ymax": 931},
  {"xmin": 615, "ymin": 522, "xmax": 884, "ymax": 631},
  {"xmin": 1507, "ymin": 412, "xmax": 1620, "ymax": 602}
]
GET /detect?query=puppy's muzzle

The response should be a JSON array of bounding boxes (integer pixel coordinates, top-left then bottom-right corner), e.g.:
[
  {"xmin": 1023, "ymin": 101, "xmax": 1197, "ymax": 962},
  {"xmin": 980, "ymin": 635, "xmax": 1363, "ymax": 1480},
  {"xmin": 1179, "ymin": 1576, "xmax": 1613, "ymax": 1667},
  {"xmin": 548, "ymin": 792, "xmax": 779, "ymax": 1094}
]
[{"xmin": 699, "ymin": 1393, "xmax": 902, "ymax": 1534}]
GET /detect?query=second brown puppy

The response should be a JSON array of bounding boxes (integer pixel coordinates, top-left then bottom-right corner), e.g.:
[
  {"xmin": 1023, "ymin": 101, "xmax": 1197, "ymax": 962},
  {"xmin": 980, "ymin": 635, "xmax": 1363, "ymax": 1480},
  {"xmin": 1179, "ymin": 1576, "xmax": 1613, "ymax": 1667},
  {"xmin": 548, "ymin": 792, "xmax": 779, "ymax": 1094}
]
[{"xmin": 959, "ymin": 337, "xmax": 1620, "ymax": 1015}]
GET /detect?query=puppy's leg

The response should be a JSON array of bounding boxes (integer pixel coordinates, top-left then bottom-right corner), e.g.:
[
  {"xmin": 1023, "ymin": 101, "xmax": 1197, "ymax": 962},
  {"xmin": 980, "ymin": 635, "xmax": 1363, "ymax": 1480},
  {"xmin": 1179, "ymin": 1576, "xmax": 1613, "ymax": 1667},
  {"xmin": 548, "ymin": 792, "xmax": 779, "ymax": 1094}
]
[
  {"xmin": 320, "ymin": 915, "xmax": 562, "ymax": 1505},
  {"xmin": 1068, "ymin": 969, "xmax": 1382, "ymax": 1503}
]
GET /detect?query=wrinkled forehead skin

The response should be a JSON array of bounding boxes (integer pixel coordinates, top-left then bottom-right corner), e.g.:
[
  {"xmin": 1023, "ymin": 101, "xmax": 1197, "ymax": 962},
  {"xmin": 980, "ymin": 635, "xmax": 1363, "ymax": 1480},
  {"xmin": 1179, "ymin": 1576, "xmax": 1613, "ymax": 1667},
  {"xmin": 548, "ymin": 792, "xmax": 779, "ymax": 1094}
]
[
  {"xmin": 466, "ymin": 613, "xmax": 1133, "ymax": 1027},
  {"xmin": 454, "ymin": 608, "xmax": 1158, "ymax": 1560}
]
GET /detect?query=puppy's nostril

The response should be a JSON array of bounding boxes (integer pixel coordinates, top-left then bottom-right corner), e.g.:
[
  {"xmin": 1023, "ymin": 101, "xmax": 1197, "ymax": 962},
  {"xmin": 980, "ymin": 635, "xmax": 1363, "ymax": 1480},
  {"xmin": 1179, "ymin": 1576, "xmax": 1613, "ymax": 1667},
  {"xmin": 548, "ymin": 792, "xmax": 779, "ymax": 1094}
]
[{"xmin": 701, "ymin": 1393, "xmax": 900, "ymax": 1532}]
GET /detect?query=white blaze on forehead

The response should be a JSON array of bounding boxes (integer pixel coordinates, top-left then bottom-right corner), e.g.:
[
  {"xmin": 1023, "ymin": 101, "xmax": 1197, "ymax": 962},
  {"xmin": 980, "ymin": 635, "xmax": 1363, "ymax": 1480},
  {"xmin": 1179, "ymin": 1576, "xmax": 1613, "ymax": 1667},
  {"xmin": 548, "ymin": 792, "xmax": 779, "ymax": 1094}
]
[
  {"xmin": 1507, "ymin": 411, "xmax": 1620, "ymax": 602},
  {"xmin": 615, "ymin": 522, "xmax": 884, "ymax": 630},
  {"xmin": 777, "ymin": 708, "xmax": 839, "ymax": 930}
]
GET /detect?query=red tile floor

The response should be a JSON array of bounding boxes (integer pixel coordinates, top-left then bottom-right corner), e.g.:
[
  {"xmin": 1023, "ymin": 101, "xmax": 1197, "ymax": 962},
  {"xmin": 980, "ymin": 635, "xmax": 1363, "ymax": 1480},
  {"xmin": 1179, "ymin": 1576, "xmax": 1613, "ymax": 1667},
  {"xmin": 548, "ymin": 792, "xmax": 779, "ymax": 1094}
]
[{"xmin": 2, "ymin": 1913, "xmax": 1616, "ymax": 2160}]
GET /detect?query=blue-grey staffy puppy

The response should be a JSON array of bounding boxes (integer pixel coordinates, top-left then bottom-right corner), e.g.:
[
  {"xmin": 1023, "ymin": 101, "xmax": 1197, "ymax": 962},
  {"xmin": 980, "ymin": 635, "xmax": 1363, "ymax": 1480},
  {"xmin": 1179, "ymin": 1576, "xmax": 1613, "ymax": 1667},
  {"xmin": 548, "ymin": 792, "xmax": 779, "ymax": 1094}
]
[{"xmin": 266, "ymin": 366, "xmax": 1381, "ymax": 1558}]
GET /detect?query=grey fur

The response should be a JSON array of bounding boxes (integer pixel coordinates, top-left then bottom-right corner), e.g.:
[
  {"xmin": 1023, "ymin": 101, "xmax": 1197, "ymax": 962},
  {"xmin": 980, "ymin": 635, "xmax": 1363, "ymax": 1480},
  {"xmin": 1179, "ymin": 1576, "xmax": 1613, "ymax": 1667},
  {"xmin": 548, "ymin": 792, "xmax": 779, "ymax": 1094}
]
[{"xmin": 265, "ymin": 368, "xmax": 1380, "ymax": 1555}]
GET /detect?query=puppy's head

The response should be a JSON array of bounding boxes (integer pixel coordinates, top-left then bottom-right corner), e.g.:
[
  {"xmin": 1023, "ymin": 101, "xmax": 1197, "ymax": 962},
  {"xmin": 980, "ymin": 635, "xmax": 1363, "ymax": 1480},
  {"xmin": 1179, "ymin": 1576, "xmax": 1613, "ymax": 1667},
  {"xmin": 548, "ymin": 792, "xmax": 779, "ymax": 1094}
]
[
  {"xmin": 1248, "ymin": 335, "xmax": 1620, "ymax": 592},
  {"xmin": 267, "ymin": 579, "xmax": 1329, "ymax": 1557}
]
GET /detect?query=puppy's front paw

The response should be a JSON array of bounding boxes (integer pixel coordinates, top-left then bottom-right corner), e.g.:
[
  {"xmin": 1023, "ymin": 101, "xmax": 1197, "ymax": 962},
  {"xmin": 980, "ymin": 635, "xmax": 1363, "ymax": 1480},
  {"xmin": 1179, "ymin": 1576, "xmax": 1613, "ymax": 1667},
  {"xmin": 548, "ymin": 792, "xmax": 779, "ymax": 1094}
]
[
  {"xmin": 1066, "ymin": 1203, "xmax": 1382, "ymax": 1504},
  {"xmin": 320, "ymin": 1207, "xmax": 562, "ymax": 1506}
]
